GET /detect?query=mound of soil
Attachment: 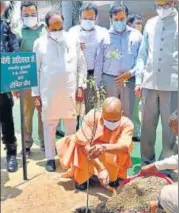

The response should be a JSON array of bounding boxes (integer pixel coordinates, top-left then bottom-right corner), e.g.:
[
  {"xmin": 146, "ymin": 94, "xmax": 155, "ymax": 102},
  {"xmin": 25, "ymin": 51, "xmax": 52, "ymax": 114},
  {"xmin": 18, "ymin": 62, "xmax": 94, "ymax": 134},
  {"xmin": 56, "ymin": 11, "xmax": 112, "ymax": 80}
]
[{"xmin": 74, "ymin": 176, "xmax": 168, "ymax": 213}]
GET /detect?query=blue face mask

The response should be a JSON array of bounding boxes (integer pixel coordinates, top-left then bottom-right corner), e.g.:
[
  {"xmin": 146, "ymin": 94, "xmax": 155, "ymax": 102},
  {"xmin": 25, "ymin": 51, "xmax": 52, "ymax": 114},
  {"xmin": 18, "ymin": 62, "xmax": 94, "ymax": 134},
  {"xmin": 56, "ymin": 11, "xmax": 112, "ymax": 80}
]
[{"xmin": 113, "ymin": 21, "xmax": 126, "ymax": 33}]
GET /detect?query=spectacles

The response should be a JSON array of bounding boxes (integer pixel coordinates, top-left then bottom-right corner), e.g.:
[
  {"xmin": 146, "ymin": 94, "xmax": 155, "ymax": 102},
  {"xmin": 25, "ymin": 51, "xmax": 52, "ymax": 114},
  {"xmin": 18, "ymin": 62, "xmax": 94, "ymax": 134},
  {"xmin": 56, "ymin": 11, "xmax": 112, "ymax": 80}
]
[
  {"xmin": 23, "ymin": 14, "xmax": 37, "ymax": 18},
  {"xmin": 154, "ymin": 1, "xmax": 174, "ymax": 9}
]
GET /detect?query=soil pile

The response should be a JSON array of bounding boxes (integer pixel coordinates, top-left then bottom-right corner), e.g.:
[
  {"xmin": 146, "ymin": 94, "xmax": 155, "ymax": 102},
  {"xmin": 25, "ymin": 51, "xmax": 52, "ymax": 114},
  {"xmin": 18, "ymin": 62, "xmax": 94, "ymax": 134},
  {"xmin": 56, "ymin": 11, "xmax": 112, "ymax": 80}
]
[{"xmin": 74, "ymin": 176, "xmax": 168, "ymax": 213}]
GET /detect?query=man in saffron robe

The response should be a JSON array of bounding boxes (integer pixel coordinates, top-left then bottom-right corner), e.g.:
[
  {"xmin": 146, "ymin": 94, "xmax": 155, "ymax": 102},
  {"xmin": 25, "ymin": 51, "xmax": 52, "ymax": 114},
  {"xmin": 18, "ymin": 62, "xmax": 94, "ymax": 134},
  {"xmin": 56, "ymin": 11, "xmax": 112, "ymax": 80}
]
[{"xmin": 56, "ymin": 97, "xmax": 134, "ymax": 190}]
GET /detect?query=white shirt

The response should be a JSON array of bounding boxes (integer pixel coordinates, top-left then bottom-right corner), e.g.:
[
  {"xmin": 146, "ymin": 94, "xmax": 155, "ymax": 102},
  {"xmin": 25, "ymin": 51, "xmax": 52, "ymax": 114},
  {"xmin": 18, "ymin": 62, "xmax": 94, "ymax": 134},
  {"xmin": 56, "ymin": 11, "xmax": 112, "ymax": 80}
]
[
  {"xmin": 155, "ymin": 155, "xmax": 178, "ymax": 171},
  {"xmin": 69, "ymin": 25, "xmax": 108, "ymax": 70},
  {"xmin": 32, "ymin": 31, "xmax": 87, "ymax": 121}
]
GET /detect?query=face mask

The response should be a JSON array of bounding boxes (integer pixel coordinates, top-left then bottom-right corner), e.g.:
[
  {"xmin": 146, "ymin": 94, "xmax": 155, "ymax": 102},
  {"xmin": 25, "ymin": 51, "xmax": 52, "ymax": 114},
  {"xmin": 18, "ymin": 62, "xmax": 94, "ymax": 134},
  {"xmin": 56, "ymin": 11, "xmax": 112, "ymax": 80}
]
[
  {"xmin": 50, "ymin": 30, "xmax": 64, "ymax": 43},
  {"xmin": 113, "ymin": 21, "xmax": 126, "ymax": 33},
  {"xmin": 156, "ymin": 7, "xmax": 173, "ymax": 19},
  {"xmin": 81, "ymin": 20, "xmax": 95, "ymax": 31},
  {"xmin": 23, "ymin": 17, "xmax": 38, "ymax": 28},
  {"xmin": 136, "ymin": 24, "xmax": 143, "ymax": 32},
  {"xmin": 104, "ymin": 119, "xmax": 121, "ymax": 131}
]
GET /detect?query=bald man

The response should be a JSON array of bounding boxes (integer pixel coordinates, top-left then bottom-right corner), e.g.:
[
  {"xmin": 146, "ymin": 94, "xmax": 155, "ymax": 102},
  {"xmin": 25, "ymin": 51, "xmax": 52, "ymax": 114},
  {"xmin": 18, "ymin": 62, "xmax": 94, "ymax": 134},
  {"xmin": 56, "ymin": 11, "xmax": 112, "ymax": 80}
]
[
  {"xmin": 56, "ymin": 97, "xmax": 134, "ymax": 190},
  {"xmin": 32, "ymin": 10, "xmax": 87, "ymax": 172}
]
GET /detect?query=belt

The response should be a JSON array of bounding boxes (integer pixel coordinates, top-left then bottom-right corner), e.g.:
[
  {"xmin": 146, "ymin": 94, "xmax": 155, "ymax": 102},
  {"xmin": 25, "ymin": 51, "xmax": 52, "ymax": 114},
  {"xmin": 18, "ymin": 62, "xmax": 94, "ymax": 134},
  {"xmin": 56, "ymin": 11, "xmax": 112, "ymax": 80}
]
[
  {"xmin": 103, "ymin": 73, "xmax": 117, "ymax": 78},
  {"xmin": 88, "ymin": 70, "xmax": 94, "ymax": 76},
  {"xmin": 103, "ymin": 73, "xmax": 135, "ymax": 81}
]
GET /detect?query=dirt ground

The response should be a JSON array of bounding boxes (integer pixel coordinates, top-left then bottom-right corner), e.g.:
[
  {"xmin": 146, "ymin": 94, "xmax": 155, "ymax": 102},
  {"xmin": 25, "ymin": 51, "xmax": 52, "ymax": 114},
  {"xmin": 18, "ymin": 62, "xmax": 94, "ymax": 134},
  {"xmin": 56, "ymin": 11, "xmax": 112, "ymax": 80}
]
[
  {"xmin": 1, "ymin": 134, "xmax": 177, "ymax": 213},
  {"xmin": 1, "ymin": 134, "xmax": 112, "ymax": 213}
]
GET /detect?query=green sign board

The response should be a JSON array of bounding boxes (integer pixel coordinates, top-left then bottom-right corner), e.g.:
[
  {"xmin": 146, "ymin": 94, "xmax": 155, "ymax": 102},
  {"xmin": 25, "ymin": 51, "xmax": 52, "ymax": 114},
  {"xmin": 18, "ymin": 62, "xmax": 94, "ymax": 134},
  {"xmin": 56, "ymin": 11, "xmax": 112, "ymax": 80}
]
[{"xmin": 0, "ymin": 52, "xmax": 37, "ymax": 93}]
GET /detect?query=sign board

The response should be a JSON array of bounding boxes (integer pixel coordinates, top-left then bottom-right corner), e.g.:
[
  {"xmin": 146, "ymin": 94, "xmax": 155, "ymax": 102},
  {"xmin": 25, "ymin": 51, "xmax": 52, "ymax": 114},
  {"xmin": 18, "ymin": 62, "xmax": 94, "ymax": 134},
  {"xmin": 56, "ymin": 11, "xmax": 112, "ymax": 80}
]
[{"xmin": 0, "ymin": 52, "xmax": 37, "ymax": 93}]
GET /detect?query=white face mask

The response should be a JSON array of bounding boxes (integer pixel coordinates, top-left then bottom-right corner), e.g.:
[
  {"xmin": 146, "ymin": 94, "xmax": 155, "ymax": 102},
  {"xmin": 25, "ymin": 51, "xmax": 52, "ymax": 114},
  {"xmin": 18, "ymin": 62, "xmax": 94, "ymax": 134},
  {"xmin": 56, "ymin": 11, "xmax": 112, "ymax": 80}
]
[
  {"xmin": 50, "ymin": 30, "xmax": 64, "ymax": 43},
  {"xmin": 156, "ymin": 7, "xmax": 173, "ymax": 19},
  {"xmin": 23, "ymin": 17, "xmax": 38, "ymax": 28},
  {"xmin": 104, "ymin": 119, "xmax": 121, "ymax": 131},
  {"xmin": 81, "ymin": 20, "xmax": 95, "ymax": 31}
]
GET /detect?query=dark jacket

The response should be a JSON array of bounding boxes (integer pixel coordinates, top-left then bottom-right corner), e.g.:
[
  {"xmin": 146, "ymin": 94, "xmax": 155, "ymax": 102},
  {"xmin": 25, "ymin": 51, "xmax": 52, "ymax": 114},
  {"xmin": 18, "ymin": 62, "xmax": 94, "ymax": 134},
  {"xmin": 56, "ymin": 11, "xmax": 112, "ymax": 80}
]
[
  {"xmin": 0, "ymin": 18, "xmax": 19, "ymax": 99},
  {"xmin": 0, "ymin": 17, "xmax": 19, "ymax": 53}
]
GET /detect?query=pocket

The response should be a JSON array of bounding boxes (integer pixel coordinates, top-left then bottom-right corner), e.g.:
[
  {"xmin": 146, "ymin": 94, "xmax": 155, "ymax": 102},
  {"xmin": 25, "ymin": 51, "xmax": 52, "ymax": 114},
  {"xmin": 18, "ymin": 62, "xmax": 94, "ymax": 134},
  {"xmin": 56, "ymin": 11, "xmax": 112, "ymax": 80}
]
[
  {"xmin": 128, "ymin": 41, "xmax": 138, "ymax": 56},
  {"xmin": 173, "ymin": 33, "xmax": 178, "ymax": 52}
]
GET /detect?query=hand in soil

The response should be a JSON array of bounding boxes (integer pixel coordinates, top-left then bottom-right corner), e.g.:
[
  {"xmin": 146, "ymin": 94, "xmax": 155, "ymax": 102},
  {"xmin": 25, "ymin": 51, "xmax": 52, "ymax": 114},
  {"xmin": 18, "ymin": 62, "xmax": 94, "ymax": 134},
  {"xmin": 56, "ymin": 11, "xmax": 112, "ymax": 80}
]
[
  {"xmin": 98, "ymin": 169, "xmax": 109, "ymax": 187},
  {"xmin": 140, "ymin": 164, "xmax": 158, "ymax": 176},
  {"xmin": 148, "ymin": 201, "xmax": 158, "ymax": 213}
]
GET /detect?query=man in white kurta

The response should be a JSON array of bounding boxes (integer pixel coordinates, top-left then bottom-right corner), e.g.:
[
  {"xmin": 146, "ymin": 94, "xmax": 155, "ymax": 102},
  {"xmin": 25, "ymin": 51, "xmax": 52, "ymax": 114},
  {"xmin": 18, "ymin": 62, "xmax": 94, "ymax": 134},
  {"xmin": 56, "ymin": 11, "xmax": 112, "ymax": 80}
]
[
  {"xmin": 141, "ymin": 110, "xmax": 178, "ymax": 213},
  {"xmin": 32, "ymin": 10, "xmax": 87, "ymax": 172}
]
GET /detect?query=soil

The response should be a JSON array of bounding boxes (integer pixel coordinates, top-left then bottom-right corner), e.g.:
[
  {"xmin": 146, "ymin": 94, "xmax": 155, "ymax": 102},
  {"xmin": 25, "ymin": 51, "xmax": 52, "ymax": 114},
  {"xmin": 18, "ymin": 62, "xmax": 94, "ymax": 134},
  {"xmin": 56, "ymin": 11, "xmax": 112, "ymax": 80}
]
[
  {"xmin": 1, "ymin": 134, "xmax": 111, "ymax": 213},
  {"xmin": 74, "ymin": 176, "xmax": 168, "ymax": 213},
  {"xmin": 1, "ymin": 172, "xmax": 110, "ymax": 213}
]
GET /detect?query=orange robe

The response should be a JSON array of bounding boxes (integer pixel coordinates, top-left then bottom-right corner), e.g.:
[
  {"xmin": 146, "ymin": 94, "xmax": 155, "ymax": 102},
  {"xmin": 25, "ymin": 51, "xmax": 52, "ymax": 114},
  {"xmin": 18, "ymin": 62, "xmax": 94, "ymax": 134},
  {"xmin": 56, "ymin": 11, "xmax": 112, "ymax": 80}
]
[{"xmin": 56, "ymin": 109, "xmax": 134, "ymax": 184}]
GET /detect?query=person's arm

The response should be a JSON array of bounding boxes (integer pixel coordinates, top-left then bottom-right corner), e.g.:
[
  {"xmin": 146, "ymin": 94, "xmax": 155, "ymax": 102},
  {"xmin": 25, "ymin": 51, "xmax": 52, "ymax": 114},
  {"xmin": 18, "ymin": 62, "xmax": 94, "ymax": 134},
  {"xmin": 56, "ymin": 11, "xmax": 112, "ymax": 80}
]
[
  {"xmin": 141, "ymin": 155, "xmax": 178, "ymax": 175},
  {"xmin": 31, "ymin": 39, "xmax": 41, "ymax": 97},
  {"xmin": 94, "ymin": 38, "xmax": 105, "ymax": 89},
  {"xmin": 92, "ymin": 158, "xmax": 106, "ymax": 171},
  {"xmin": 135, "ymin": 24, "xmax": 149, "ymax": 86},
  {"xmin": 77, "ymin": 39, "xmax": 87, "ymax": 89},
  {"xmin": 155, "ymin": 155, "xmax": 178, "ymax": 171},
  {"xmin": 7, "ymin": 22, "xmax": 19, "ymax": 52},
  {"xmin": 128, "ymin": 32, "xmax": 143, "ymax": 77},
  {"xmin": 12, "ymin": 29, "xmax": 22, "ymax": 98},
  {"xmin": 115, "ymin": 32, "xmax": 143, "ymax": 86}
]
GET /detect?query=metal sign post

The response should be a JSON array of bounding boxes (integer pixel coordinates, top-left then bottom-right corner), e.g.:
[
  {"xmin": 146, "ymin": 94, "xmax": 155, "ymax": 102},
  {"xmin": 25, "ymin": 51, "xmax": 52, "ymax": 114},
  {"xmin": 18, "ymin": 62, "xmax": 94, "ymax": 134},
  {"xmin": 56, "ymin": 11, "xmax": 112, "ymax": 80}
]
[
  {"xmin": 1, "ymin": 52, "xmax": 37, "ymax": 180},
  {"xmin": 20, "ymin": 90, "xmax": 27, "ymax": 180}
]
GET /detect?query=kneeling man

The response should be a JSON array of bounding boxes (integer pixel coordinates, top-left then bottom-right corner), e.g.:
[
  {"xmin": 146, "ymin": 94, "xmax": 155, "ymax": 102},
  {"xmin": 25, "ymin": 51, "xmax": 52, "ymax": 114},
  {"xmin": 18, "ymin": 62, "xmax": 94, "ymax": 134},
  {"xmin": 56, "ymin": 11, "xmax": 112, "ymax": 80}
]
[
  {"xmin": 56, "ymin": 97, "xmax": 134, "ymax": 190},
  {"xmin": 141, "ymin": 110, "xmax": 178, "ymax": 213}
]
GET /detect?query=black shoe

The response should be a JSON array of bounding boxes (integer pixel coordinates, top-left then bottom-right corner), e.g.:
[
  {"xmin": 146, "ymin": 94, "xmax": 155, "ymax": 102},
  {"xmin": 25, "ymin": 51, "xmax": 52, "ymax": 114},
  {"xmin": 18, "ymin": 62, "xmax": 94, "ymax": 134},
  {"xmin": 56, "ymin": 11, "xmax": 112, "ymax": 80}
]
[
  {"xmin": 40, "ymin": 145, "xmax": 45, "ymax": 152},
  {"xmin": 75, "ymin": 181, "xmax": 87, "ymax": 191},
  {"xmin": 132, "ymin": 136, "xmax": 140, "ymax": 142},
  {"xmin": 45, "ymin": 160, "xmax": 56, "ymax": 172},
  {"xmin": 20, "ymin": 148, "xmax": 31, "ymax": 158},
  {"xmin": 56, "ymin": 130, "xmax": 65, "ymax": 137},
  {"xmin": 26, "ymin": 148, "xmax": 31, "ymax": 157},
  {"xmin": 6, "ymin": 155, "xmax": 18, "ymax": 173},
  {"xmin": 108, "ymin": 180, "xmax": 119, "ymax": 188},
  {"xmin": 108, "ymin": 178, "xmax": 123, "ymax": 188}
]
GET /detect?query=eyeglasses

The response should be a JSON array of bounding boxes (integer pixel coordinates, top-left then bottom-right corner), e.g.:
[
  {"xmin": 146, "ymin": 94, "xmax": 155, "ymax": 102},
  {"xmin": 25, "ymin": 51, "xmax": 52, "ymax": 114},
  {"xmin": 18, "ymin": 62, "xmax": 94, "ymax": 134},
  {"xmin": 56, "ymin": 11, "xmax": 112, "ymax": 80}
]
[
  {"xmin": 154, "ymin": 1, "xmax": 174, "ymax": 9},
  {"xmin": 23, "ymin": 14, "xmax": 37, "ymax": 18}
]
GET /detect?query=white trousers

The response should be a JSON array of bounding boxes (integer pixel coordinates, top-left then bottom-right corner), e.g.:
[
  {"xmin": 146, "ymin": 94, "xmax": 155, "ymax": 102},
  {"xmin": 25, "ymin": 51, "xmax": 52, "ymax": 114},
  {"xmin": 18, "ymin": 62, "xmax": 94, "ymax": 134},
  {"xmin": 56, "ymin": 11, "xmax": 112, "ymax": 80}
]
[
  {"xmin": 160, "ymin": 184, "xmax": 178, "ymax": 213},
  {"xmin": 43, "ymin": 119, "xmax": 77, "ymax": 160}
]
